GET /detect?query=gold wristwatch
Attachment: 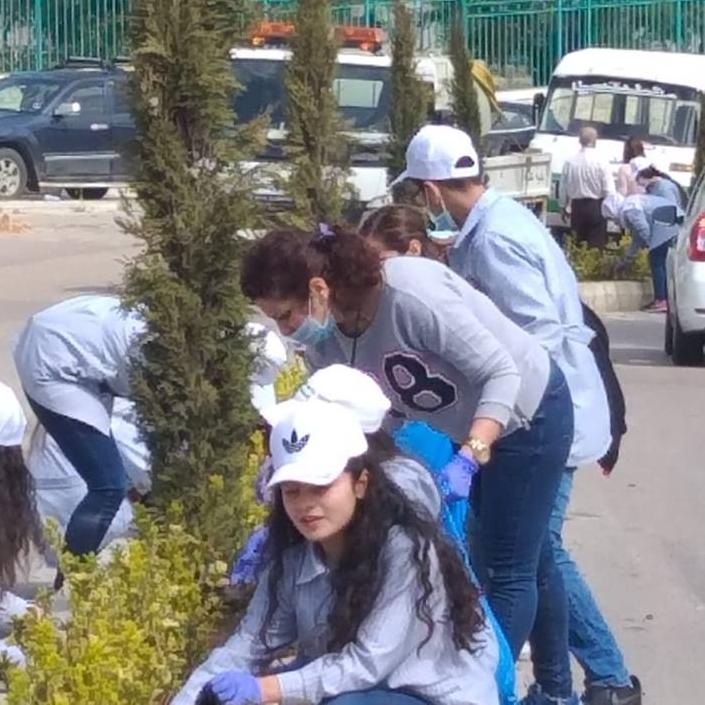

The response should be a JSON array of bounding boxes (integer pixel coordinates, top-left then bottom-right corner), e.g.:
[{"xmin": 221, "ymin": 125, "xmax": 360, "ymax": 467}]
[{"xmin": 465, "ymin": 437, "xmax": 491, "ymax": 465}]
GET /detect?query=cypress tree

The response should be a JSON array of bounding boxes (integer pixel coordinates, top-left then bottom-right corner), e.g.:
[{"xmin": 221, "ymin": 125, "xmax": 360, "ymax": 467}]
[
  {"xmin": 282, "ymin": 0, "xmax": 352, "ymax": 228},
  {"xmin": 121, "ymin": 0, "xmax": 263, "ymax": 556},
  {"xmin": 389, "ymin": 0, "xmax": 428, "ymax": 182},
  {"xmin": 449, "ymin": 7, "xmax": 481, "ymax": 144}
]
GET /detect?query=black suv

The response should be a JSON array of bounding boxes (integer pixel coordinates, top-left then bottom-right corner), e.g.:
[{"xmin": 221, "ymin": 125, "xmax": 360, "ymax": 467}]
[{"xmin": 0, "ymin": 58, "xmax": 135, "ymax": 199}]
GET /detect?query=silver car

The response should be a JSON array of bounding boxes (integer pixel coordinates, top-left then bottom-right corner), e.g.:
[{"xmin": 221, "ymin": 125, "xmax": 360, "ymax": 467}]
[{"xmin": 665, "ymin": 171, "xmax": 705, "ymax": 365}]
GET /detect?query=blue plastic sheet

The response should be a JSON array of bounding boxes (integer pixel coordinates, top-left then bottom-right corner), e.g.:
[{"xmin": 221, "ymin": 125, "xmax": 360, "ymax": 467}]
[{"xmin": 394, "ymin": 421, "xmax": 518, "ymax": 705}]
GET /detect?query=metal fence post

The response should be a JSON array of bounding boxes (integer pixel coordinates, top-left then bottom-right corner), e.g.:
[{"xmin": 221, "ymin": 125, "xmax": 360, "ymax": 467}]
[
  {"xmin": 586, "ymin": 0, "xmax": 593, "ymax": 46},
  {"xmin": 675, "ymin": 0, "xmax": 684, "ymax": 50},
  {"xmin": 33, "ymin": 0, "xmax": 43, "ymax": 69},
  {"xmin": 556, "ymin": 0, "xmax": 563, "ymax": 67}
]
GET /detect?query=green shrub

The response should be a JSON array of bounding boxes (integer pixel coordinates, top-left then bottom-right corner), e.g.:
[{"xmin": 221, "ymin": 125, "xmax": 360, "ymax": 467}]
[
  {"xmin": 564, "ymin": 234, "xmax": 651, "ymax": 283},
  {"xmin": 4, "ymin": 513, "xmax": 224, "ymax": 705}
]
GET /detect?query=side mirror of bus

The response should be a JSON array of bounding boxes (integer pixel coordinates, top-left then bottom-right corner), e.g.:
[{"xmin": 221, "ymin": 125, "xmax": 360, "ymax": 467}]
[{"xmin": 532, "ymin": 92, "xmax": 546, "ymax": 126}]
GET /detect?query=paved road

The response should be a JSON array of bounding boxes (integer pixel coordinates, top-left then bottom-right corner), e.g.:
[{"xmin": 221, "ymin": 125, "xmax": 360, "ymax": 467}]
[
  {"xmin": 562, "ymin": 311, "xmax": 705, "ymax": 703},
  {"xmin": 1, "ymin": 203, "xmax": 704, "ymax": 702}
]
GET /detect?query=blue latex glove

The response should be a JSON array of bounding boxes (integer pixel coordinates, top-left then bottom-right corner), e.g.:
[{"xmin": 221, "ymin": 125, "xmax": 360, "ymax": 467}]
[
  {"xmin": 230, "ymin": 527, "xmax": 269, "ymax": 586},
  {"xmin": 208, "ymin": 671, "xmax": 262, "ymax": 705},
  {"xmin": 438, "ymin": 449, "xmax": 479, "ymax": 503}
]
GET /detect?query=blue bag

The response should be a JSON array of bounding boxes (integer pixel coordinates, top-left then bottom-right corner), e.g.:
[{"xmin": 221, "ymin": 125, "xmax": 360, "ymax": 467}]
[{"xmin": 394, "ymin": 421, "xmax": 518, "ymax": 705}]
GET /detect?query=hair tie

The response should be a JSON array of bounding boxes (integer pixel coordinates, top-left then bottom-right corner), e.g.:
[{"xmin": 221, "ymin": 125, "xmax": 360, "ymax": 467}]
[{"xmin": 315, "ymin": 222, "xmax": 335, "ymax": 241}]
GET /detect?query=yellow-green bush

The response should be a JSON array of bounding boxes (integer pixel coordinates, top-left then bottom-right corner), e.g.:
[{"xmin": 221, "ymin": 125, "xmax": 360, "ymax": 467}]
[
  {"xmin": 5, "ymin": 513, "xmax": 223, "ymax": 705},
  {"xmin": 564, "ymin": 233, "xmax": 650, "ymax": 282},
  {"xmin": 2, "ymin": 361, "xmax": 308, "ymax": 704},
  {"xmin": 275, "ymin": 354, "xmax": 308, "ymax": 401}
]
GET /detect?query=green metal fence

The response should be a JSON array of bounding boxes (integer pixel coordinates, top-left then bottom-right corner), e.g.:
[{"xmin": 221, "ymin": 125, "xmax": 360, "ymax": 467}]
[
  {"xmin": 1, "ymin": 0, "xmax": 130, "ymax": 72},
  {"xmin": 2, "ymin": 0, "xmax": 705, "ymax": 84}
]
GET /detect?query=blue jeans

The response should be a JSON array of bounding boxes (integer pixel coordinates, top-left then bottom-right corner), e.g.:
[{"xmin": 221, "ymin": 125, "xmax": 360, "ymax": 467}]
[
  {"xmin": 470, "ymin": 362, "xmax": 574, "ymax": 698},
  {"xmin": 323, "ymin": 690, "xmax": 430, "ymax": 704},
  {"xmin": 539, "ymin": 468, "xmax": 631, "ymax": 689},
  {"xmin": 649, "ymin": 240, "xmax": 670, "ymax": 300},
  {"xmin": 28, "ymin": 397, "xmax": 127, "ymax": 557}
]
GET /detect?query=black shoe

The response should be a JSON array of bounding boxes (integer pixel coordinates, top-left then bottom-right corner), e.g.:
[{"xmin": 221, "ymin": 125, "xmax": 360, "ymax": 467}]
[{"xmin": 582, "ymin": 676, "xmax": 642, "ymax": 705}]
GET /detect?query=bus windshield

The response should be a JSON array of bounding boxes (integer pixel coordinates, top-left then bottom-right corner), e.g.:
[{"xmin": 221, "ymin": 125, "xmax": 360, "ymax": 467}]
[
  {"xmin": 538, "ymin": 75, "xmax": 700, "ymax": 146},
  {"xmin": 231, "ymin": 58, "xmax": 391, "ymax": 133}
]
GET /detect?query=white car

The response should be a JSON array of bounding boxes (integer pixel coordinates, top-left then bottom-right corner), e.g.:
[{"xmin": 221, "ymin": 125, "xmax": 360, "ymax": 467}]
[{"xmin": 665, "ymin": 171, "xmax": 705, "ymax": 365}]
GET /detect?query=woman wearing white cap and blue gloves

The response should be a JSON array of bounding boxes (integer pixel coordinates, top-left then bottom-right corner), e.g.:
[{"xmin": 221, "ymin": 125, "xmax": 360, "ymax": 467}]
[
  {"xmin": 231, "ymin": 363, "xmax": 516, "ymax": 703},
  {"xmin": 240, "ymin": 227, "xmax": 574, "ymax": 700},
  {"xmin": 0, "ymin": 381, "xmax": 43, "ymax": 665},
  {"xmin": 173, "ymin": 398, "xmax": 499, "ymax": 705}
]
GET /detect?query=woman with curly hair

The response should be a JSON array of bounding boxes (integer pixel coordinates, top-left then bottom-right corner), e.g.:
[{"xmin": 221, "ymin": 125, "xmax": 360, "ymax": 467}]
[
  {"xmin": 239, "ymin": 226, "xmax": 573, "ymax": 682},
  {"xmin": 0, "ymin": 381, "xmax": 43, "ymax": 664},
  {"xmin": 173, "ymin": 399, "xmax": 499, "ymax": 705}
]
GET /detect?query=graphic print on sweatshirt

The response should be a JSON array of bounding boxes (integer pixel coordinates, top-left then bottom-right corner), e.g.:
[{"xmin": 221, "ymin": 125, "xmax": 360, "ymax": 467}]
[{"xmin": 383, "ymin": 351, "xmax": 458, "ymax": 415}]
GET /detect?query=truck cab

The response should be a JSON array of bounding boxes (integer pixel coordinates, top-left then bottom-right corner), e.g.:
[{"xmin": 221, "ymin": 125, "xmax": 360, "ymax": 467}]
[{"xmin": 231, "ymin": 31, "xmax": 395, "ymax": 211}]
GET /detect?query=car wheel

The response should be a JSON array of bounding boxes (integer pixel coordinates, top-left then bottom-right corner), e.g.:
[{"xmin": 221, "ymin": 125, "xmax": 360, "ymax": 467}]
[
  {"xmin": 664, "ymin": 307, "xmax": 674, "ymax": 356},
  {"xmin": 0, "ymin": 148, "xmax": 28, "ymax": 199},
  {"xmin": 672, "ymin": 315, "xmax": 704, "ymax": 366},
  {"xmin": 66, "ymin": 187, "xmax": 109, "ymax": 200}
]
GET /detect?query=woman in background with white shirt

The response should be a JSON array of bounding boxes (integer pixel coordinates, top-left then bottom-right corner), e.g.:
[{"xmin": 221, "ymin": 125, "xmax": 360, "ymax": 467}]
[{"xmin": 616, "ymin": 138, "xmax": 646, "ymax": 196}]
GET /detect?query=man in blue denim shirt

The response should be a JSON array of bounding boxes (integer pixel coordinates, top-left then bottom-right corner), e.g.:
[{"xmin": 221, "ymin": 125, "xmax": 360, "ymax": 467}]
[{"xmin": 394, "ymin": 125, "xmax": 641, "ymax": 705}]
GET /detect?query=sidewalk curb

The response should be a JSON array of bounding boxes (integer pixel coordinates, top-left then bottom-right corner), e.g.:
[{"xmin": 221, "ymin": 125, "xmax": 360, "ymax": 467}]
[{"xmin": 580, "ymin": 280, "xmax": 653, "ymax": 314}]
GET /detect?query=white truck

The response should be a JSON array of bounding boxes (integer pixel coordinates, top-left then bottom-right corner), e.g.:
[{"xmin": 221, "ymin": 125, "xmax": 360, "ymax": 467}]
[
  {"xmin": 231, "ymin": 24, "xmax": 551, "ymax": 219},
  {"xmin": 530, "ymin": 47, "xmax": 705, "ymax": 231}
]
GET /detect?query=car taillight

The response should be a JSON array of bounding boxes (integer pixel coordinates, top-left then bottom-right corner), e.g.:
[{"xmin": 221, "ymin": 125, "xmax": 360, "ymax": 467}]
[{"xmin": 690, "ymin": 213, "xmax": 705, "ymax": 262}]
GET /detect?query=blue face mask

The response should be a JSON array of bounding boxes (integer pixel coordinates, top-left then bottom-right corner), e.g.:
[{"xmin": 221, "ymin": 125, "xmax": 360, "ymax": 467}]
[
  {"xmin": 426, "ymin": 190, "xmax": 458, "ymax": 241},
  {"xmin": 288, "ymin": 299, "xmax": 337, "ymax": 346},
  {"xmin": 429, "ymin": 207, "xmax": 458, "ymax": 233}
]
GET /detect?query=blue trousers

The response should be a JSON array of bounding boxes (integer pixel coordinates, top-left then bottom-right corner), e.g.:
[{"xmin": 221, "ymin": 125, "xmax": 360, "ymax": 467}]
[
  {"xmin": 537, "ymin": 468, "xmax": 631, "ymax": 689},
  {"xmin": 649, "ymin": 240, "xmax": 670, "ymax": 301},
  {"xmin": 323, "ymin": 690, "xmax": 430, "ymax": 704},
  {"xmin": 28, "ymin": 397, "xmax": 127, "ymax": 557},
  {"xmin": 470, "ymin": 362, "xmax": 574, "ymax": 698}
]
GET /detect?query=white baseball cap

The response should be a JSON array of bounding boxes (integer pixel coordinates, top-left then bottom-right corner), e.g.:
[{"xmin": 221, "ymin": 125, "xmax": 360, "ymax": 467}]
[
  {"xmin": 290, "ymin": 364, "xmax": 391, "ymax": 433},
  {"xmin": 391, "ymin": 125, "xmax": 480, "ymax": 186},
  {"xmin": 0, "ymin": 382, "xmax": 27, "ymax": 447},
  {"xmin": 267, "ymin": 399, "xmax": 368, "ymax": 488}
]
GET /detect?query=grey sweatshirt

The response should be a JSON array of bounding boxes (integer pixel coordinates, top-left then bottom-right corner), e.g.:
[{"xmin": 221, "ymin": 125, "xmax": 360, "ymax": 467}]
[{"xmin": 307, "ymin": 256, "xmax": 551, "ymax": 444}]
